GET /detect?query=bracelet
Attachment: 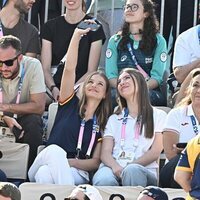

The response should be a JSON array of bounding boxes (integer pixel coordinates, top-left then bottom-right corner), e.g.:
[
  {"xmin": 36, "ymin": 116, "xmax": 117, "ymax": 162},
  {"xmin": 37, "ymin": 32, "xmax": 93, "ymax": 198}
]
[{"xmin": 50, "ymin": 85, "xmax": 57, "ymax": 92}]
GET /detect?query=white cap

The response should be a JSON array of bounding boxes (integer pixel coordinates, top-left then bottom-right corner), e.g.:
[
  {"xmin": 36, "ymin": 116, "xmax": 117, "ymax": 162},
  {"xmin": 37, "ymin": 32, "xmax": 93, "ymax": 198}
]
[{"xmin": 78, "ymin": 184, "xmax": 103, "ymax": 200}]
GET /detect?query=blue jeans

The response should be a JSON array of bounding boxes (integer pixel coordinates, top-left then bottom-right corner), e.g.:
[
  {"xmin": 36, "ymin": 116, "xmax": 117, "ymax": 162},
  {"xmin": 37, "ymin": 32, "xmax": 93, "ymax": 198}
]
[{"xmin": 93, "ymin": 163, "xmax": 157, "ymax": 187}]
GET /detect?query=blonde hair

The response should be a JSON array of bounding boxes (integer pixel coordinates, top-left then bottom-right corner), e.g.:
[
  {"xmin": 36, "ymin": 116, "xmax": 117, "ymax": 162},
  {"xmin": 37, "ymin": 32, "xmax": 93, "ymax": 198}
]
[{"xmin": 78, "ymin": 71, "xmax": 112, "ymax": 131}]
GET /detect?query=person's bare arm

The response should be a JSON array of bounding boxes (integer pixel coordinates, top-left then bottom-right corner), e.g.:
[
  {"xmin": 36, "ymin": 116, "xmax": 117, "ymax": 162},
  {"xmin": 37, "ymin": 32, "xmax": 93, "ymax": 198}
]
[
  {"xmin": 147, "ymin": 78, "xmax": 159, "ymax": 90},
  {"xmin": 68, "ymin": 142, "xmax": 101, "ymax": 171},
  {"xmin": 59, "ymin": 28, "xmax": 91, "ymax": 102},
  {"xmin": 163, "ymin": 130, "xmax": 179, "ymax": 160},
  {"xmin": 76, "ymin": 40, "xmax": 102, "ymax": 84},
  {"xmin": 174, "ymin": 59, "xmax": 200, "ymax": 83},
  {"xmin": 0, "ymin": 93, "xmax": 45, "ymax": 115},
  {"xmin": 101, "ymin": 136, "xmax": 123, "ymax": 178},
  {"xmin": 174, "ymin": 169, "xmax": 192, "ymax": 192},
  {"xmin": 130, "ymin": 133, "xmax": 163, "ymax": 166},
  {"xmin": 41, "ymin": 39, "xmax": 59, "ymax": 100}
]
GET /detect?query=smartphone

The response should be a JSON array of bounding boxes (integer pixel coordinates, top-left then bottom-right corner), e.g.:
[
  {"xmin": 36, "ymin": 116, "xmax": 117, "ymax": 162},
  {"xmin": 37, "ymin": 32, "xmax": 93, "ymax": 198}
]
[
  {"xmin": 77, "ymin": 21, "xmax": 100, "ymax": 31},
  {"xmin": 12, "ymin": 126, "xmax": 23, "ymax": 140},
  {"xmin": 176, "ymin": 143, "xmax": 187, "ymax": 148}
]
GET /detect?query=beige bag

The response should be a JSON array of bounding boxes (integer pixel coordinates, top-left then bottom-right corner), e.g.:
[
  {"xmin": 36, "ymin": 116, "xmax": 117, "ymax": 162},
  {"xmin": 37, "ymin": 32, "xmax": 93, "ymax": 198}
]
[{"xmin": 0, "ymin": 125, "xmax": 15, "ymax": 143}]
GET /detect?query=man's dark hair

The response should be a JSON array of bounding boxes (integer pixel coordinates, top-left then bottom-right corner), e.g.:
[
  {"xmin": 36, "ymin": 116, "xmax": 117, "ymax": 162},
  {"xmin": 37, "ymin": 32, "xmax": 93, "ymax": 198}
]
[
  {"xmin": 0, "ymin": 35, "xmax": 22, "ymax": 55},
  {"xmin": 0, "ymin": 182, "xmax": 21, "ymax": 200}
]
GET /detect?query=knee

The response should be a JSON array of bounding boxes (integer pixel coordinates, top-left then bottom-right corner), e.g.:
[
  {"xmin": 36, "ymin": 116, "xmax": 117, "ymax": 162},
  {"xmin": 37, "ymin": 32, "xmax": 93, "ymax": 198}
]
[
  {"xmin": 93, "ymin": 168, "xmax": 119, "ymax": 186},
  {"xmin": 35, "ymin": 165, "xmax": 53, "ymax": 184},
  {"xmin": 45, "ymin": 145, "xmax": 66, "ymax": 157},
  {"xmin": 122, "ymin": 164, "xmax": 147, "ymax": 186}
]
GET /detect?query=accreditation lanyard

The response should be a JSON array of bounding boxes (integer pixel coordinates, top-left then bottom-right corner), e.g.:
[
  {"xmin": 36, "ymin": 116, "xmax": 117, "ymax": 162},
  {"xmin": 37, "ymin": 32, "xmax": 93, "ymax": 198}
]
[
  {"xmin": 76, "ymin": 115, "xmax": 99, "ymax": 159},
  {"xmin": 127, "ymin": 43, "xmax": 149, "ymax": 81},
  {"xmin": 190, "ymin": 115, "xmax": 199, "ymax": 135},
  {"xmin": 120, "ymin": 108, "xmax": 141, "ymax": 150},
  {"xmin": 0, "ymin": 64, "xmax": 25, "ymax": 119}
]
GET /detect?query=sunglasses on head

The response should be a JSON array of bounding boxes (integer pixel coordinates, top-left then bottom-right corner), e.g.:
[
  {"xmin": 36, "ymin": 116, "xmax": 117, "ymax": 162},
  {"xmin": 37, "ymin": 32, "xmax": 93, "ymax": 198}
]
[
  {"xmin": 0, "ymin": 54, "xmax": 20, "ymax": 68},
  {"xmin": 123, "ymin": 3, "xmax": 139, "ymax": 12}
]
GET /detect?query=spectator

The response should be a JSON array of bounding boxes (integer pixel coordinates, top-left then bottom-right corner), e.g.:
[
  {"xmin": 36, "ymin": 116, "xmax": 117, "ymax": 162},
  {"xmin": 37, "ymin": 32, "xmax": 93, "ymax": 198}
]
[
  {"xmin": 0, "ymin": 169, "xmax": 7, "ymax": 182},
  {"xmin": 41, "ymin": 0, "xmax": 105, "ymax": 102},
  {"xmin": 105, "ymin": 0, "xmax": 167, "ymax": 106},
  {"xmin": 172, "ymin": 25, "xmax": 200, "ymax": 105},
  {"xmin": 174, "ymin": 134, "xmax": 200, "ymax": 200},
  {"xmin": 137, "ymin": 186, "xmax": 168, "ymax": 200},
  {"xmin": 0, "ymin": 0, "xmax": 40, "ymax": 58},
  {"xmin": 87, "ymin": 0, "xmax": 124, "ymax": 69},
  {"xmin": 0, "ymin": 35, "xmax": 46, "ymax": 167},
  {"xmin": 93, "ymin": 68, "xmax": 166, "ymax": 187},
  {"xmin": 65, "ymin": 184, "xmax": 103, "ymax": 200},
  {"xmin": 0, "ymin": 182, "xmax": 21, "ymax": 200},
  {"xmin": 28, "ymin": 27, "xmax": 112, "ymax": 185},
  {"xmin": 153, "ymin": 0, "xmax": 198, "ymax": 53},
  {"xmin": 160, "ymin": 70, "xmax": 200, "ymax": 188}
]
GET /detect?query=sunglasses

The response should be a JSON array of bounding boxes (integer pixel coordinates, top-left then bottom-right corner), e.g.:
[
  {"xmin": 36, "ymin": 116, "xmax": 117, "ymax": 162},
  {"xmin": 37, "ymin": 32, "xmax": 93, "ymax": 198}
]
[
  {"xmin": 123, "ymin": 3, "xmax": 139, "ymax": 12},
  {"xmin": 0, "ymin": 54, "xmax": 20, "ymax": 68}
]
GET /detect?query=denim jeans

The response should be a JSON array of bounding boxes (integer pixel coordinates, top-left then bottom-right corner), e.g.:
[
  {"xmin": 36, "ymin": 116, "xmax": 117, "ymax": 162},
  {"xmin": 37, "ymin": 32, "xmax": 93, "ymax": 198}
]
[{"xmin": 93, "ymin": 163, "xmax": 157, "ymax": 187}]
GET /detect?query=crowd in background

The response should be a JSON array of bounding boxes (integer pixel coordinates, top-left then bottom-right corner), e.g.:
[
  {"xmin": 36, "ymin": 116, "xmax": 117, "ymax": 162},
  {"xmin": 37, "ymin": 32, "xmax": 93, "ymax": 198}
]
[{"xmin": 0, "ymin": 0, "xmax": 200, "ymax": 200}]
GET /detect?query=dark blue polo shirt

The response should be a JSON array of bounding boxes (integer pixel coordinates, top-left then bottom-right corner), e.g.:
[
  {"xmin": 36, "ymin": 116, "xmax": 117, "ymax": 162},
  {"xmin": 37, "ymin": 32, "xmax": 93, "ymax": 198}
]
[{"xmin": 47, "ymin": 94, "xmax": 102, "ymax": 159}]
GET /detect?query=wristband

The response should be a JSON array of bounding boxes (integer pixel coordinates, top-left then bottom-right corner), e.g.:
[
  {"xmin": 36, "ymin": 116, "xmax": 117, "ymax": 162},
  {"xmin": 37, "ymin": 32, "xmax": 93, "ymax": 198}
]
[{"xmin": 50, "ymin": 85, "xmax": 56, "ymax": 92}]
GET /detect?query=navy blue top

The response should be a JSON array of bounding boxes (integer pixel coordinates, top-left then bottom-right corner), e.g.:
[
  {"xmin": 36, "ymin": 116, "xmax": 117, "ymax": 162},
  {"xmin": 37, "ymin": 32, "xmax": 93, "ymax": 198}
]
[{"xmin": 47, "ymin": 94, "xmax": 102, "ymax": 159}]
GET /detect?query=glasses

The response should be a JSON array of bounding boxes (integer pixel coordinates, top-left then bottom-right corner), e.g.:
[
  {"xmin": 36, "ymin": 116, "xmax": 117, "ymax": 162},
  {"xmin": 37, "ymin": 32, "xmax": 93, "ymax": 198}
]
[
  {"xmin": 0, "ymin": 54, "xmax": 20, "ymax": 68},
  {"xmin": 123, "ymin": 3, "xmax": 139, "ymax": 12}
]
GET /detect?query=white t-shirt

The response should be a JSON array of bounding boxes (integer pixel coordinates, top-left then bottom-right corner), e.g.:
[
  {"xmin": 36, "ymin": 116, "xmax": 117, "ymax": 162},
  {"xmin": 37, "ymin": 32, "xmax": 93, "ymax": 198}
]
[
  {"xmin": 163, "ymin": 104, "xmax": 199, "ymax": 142},
  {"xmin": 103, "ymin": 107, "xmax": 167, "ymax": 176},
  {"xmin": 173, "ymin": 25, "xmax": 200, "ymax": 68}
]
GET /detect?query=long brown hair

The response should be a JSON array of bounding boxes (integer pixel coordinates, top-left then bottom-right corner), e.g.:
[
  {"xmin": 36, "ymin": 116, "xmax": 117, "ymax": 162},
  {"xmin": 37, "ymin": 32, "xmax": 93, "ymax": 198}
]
[
  {"xmin": 115, "ymin": 68, "xmax": 154, "ymax": 138},
  {"xmin": 119, "ymin": 0, "xmax": 159, "ymax": 54},
  {"xmin": 78, "ymin": 71, "xmax": 112, "ymax": 131}
]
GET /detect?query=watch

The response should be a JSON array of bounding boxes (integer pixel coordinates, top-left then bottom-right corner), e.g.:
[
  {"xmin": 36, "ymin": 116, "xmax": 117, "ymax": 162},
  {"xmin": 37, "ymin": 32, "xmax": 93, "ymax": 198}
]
[{"xmin": 50, "ymin": 85, "xmax": 56, "ymax": 92}]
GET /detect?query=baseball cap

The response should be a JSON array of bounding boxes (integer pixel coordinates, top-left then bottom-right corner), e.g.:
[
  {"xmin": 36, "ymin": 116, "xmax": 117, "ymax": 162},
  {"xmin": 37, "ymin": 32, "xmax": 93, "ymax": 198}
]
[
  {"xmin": 0, "ymin": 182, "xmax": 21, "ymax": 200},
  {"xmin": 140, "ymin": 186, "xmax": 168, "ymax": 200},
  {"xmin": 77, "ymin": 184, "xmax": 103, "ymax": 200},
  {"xmin": 65, "ymin": 184, "xmax": 103, "ymax": 200}
]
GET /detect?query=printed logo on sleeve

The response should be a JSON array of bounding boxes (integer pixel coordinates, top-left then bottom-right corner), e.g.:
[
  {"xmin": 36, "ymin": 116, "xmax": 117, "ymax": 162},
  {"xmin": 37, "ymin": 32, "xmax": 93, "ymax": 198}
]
[
  {"xmin": 106, "ymin": 49, "xmax": 112, "ymax": 58},
  {"xmin": 160, "ymin": 52, "xmax": 167, "ymax": 62}
]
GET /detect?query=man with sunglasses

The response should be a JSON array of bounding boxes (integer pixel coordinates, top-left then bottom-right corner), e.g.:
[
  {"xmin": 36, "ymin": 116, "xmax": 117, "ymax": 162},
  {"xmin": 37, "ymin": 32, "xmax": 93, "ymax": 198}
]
[
  {"xmin": 0, "ymin": 35, "xmax": 46, "ymax": 168},
  {"xmin": 0, "ymin": 0, "xmax": 40, "ymax": 58}
]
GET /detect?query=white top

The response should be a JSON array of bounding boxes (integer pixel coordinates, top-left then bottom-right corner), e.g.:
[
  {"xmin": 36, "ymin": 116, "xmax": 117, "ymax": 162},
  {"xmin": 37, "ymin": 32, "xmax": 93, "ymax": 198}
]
[
  {"xmin": 173, "ymin": 25, "xmax": 200, "ymax": 68},
  {"xmin": 103, "ymin": 107, "xmax": 167, "ymax": 177},
  {"xmin": 163, "ymin": 104, "xmax": 199, "ymax": 142}
]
